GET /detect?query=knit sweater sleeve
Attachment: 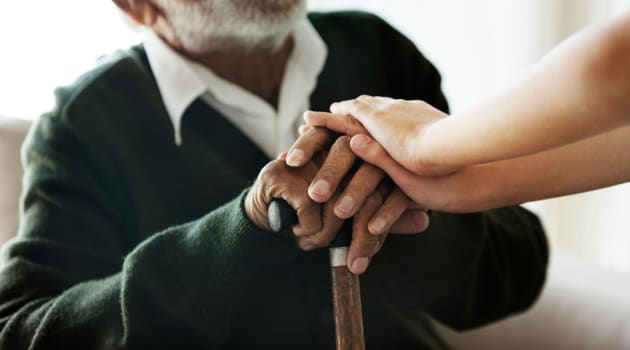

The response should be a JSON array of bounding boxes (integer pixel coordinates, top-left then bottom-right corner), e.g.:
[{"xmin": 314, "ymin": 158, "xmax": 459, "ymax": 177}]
[{"xmin": 0, "ymin": 103, "xmax": 298, "ymax": 349}]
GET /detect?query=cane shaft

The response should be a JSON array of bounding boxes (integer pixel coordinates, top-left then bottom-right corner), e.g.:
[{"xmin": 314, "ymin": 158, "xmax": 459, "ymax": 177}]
[
  {"xmin": 330, "ymin": 247, "xmax": 365, "ymax": 350},
  {"xmin": 269, "ymin": 199, "xmax": 366, "ymax": 349}
]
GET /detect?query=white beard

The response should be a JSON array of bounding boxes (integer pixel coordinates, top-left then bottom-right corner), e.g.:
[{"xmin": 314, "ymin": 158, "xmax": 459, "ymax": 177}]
[{"xmin": 152, "ymin": 0, "xmax": 307, "ymax": 54}]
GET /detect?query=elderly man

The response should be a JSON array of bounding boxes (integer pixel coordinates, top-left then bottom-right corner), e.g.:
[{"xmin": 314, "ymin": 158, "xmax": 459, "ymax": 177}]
[{"xmin": 0, "ymin": 0, "xmax": 548, "ymax": 349}]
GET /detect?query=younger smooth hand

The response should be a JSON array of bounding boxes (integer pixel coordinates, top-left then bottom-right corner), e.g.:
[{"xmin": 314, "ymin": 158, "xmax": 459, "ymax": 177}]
[{"xmin": 304, "ymin": 95, "xmax": 461, "ymax": 176}]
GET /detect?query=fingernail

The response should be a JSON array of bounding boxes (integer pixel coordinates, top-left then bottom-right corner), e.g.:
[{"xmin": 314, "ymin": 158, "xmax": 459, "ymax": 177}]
[
  {"xmin": 352, "ymin": 135, "xmax": 369, "ymax": 151},
  {"xmin": 310, "ymin": 179, "xmax": 330, "ymax": 198},
  {"xmin": 286, "ymin": 149, "xmax": 304, "ymax": 167},
  {"xmin": 336, "ymin": 196, "xmax": 355, "ymax": 215},
  {"xmin": 369, "ymin": 217, "xmax": 386, "ymax": 234},
  {"xmin": 351, "ymin": 257, "xmax": 369, "ymax": 274}
]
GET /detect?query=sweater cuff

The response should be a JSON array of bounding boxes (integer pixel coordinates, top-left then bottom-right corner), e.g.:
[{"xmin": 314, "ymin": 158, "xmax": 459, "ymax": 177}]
[{"xmin": 219, "ymin": 188, "xmax": 301, "ymax": 263}]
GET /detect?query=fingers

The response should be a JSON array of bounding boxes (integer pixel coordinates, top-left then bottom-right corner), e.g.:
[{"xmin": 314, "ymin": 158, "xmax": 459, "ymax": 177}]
[
  {"xmin": 277, "ymin": 151, "xmax": 288, "ymax": 160},
  {"xmin": 286, "ymin": 126, "xmax": 335, "ymax": 168},
  {"xmin": 346, "ymin": 185, "xmax": 427, "ymax": 274},
  {"xmin": 347, "ymin": 189, "xmax": 386, "ymax": 275},
  {"xmin": 305, "ymin": 135, "xmax": 390, "ymax": 222},
  {"xmin": 248, "ymin": 151, "xmax": 426, "ymax": 258},
  {"xmin": 348, "ymin": 134, "xmax": 444, "ymax": 214},
  {"xmin": 367, "ymin": 188, "xmax": 410, "ymax": 235},
  {"xmin": 276, "ymin": 119, "xmax": 433, "ymax": 260},
  {"xmin": 308, "ymin": 136, "xmax": 356, "ymax": 203},
  {"xmin": 294, "ymin": 193, "xmax": 344, "ymax": 251},
  {"xmin": 287, "ymin": 193, "xmax": 324, "ymax": 237},
  {"xmin": 346, "ymin": 188, "xmax": 429, "ymax": 274},
  {"xmin": 303, "ymin": 111, "xmax": 368, "ymax": 136},
  {"xmin": 247, "ymin": 159, "xmax": 323, "ymax": 235},
  {"xmin": 267, "ymin": 162, "xmax": 323, "ymax": 236},
  {"xmin": 329, "ymin": 95, "xmax": 390, "ymax": 132},
  {"xmin": 349, "ymin": 134, "xmax": 417, "ymax": 193},
  {"xmin": 334, "ymin": 163, "xmax": 384, "ymax": 219},
  {"xmin": 298, "ymin": 124, "xmax": 312, "ymax": 135},
  {"xmin": 389, "ymin": 210, "xmax": 430, "ymax": 234}
]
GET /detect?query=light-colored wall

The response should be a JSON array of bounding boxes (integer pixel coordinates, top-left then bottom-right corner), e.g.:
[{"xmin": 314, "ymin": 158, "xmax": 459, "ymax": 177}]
[{"xmin": 0, "ymin": 118, "xmax": 29, "ymax": 245}]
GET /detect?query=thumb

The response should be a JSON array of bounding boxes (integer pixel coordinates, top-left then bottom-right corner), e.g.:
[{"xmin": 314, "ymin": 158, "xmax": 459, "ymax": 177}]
[{"xmin": 349, "ymin": 134, "xmax": 416, "ymax": 192}]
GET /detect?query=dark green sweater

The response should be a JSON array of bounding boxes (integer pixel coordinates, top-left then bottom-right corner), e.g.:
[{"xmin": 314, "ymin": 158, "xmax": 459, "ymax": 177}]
[{"xmin": 0, "ymin": 12, "xmax": 548, "ymax": 350}]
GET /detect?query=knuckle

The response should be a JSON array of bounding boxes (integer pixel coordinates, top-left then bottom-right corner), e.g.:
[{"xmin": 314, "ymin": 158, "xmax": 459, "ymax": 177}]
[
  {"xmin": 330, "ymin": 140, "xmax": 355, "ymax": 164},
  {"xmin": 309, "ymin": 234, "xmax": 332, "ymax": 248},
  {"xmin": 300, "ymin": 127, "xmax": 330, "ymax": 147},
  {"xmin": 297, "ymin": 239, "xmax": 317, "ymax": 252},
  {"xmin": 258, "ymin": 162, "xmax": 274, "ymax": 177},
  {"xmin": 262, "ymin": 160, "xmax": 284, "ymax": 178},
  {"xmin": 312, "ymin": 125, "xmax": 331, "ymax": 137},
  {"xmin": 352, "ymin": 99, "xmax": 370, "ymax": 113},
  {"xmin": 351, "ymin": 99, "xmax": 363, "ymax": 108},
  {"xmin": 293, "ymin": 195, "xmax": 312, "ymax": 209},
  {"xmin": 306, "ymin": 197, "xmax": 321, "ymax": 211},
  {"xmin": 343, "ymin": 177, "xmax": 378, "ymax": 202},
  {"xmin": 366, "ymin": 192, "xmax": 384, "ymax": 208},
  {"xmin": 389, "ymin": 188, "xmax": 410, "ymax": 205},
  {"xmin": 319, "ymin": 163, "xmax": 341, "ymax": 180},
  {"xmin": 356, "ymin": 237, "xmax": 382, "ymax": 255},
  {"xmin": 372, "ymin": 109, "xmax": 388, "ymax": 120},
  {"xmin": 322, "ymin": 151, "xmax": 354, "ymax": 173},
  {"xmin": 304, "ymin": 126, "xmax": 319, "ymax": 137},
  {"xmin": 333, "ymin": 135, "xmax": 351, "ymax": 149},
  {"xmin": 343, "ymin": 114, "xmax": 356, "ymax": 125},
  {"xmin": 259, "ymin": 170, "xmax": 277, "ymax": 189}
]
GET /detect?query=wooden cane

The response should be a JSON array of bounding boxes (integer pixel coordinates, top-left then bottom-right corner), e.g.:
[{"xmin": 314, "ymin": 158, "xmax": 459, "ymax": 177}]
[{"xmin": 268, "ymin": 199, "xmax": 366, "ymax": 350}]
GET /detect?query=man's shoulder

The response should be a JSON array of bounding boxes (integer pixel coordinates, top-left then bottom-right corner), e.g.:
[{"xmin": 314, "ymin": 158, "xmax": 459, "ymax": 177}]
[
  {"xmin": 306, "ymin": 11, "xmax": 443, "ymax": 107},
  {"xmin": 307, "ymin": 10, "xmax": 390, "ymax": 31},
  {"xmin": 307, "ymin": 10, "xmax": 423, "ymax": 64},
  {"xmin": 307, "ymin": 10, "xmax": 400, "ymax": 43},
  {"xmin": 27, "ymin": 45, "xmax": 163, "ymax": 156},
  {"xmin": 48, "ymin": 46, "xmax": 155, "ymax": 124}
]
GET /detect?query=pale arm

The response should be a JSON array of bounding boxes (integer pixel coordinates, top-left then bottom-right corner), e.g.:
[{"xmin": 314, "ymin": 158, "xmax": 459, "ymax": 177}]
[
  {"xmin": 424, "ymin": 9, "xmax": 630, "ymax": 170},
  {"xmin": 346, "ymin": 125, "xmax": 630, "ymax": 212},
  {"xmin": 309, "ymin": 10, "xmax": 630, "ymax": 176}
]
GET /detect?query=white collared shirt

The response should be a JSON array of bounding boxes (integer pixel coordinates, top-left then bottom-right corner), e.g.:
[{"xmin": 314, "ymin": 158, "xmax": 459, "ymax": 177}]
[{"xmin": 143, "ymin": 18, "xmax": 328, "ymax": 158}]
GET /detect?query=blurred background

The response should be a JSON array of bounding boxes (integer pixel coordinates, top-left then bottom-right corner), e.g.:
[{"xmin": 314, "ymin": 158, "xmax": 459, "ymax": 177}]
[{"xmin": 1, "ymin": 0, "xmax": 629, "ymax": 273}]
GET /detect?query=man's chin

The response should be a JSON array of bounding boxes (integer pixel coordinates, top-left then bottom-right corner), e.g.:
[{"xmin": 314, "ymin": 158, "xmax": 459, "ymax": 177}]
[
  {"xmin": 196, "ymin": 32, "xmax": 291, "ymax": 54},
  {"xmin": 198, "ymin": 15, "xmax": 304, "ymax": 53},
  {"xmin": 172, "ymin": 0, "xmax": 306, "ymax": 54},
  {"xmin": 237, "ymin": 0, "xmax": 307, "ymax": 27},
  {"xmin": 234, "ymin": 0, "xmax": 306, "ymax": 16}
]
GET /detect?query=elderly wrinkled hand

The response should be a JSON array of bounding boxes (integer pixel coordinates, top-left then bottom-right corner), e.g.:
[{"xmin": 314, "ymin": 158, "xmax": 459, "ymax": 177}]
[{"xmin": 252, "ymin": 126, "xmax": 430, "ymax": 274}]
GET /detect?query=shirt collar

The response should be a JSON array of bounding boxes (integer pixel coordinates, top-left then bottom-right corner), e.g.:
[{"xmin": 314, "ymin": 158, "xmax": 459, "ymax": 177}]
[
  {"xmin": 143, "ymin": 18, "xmax": 328, "ymax": 146},
  {"xmin": 144, "ymin": 30, "xmax": 205, "ymax": 145}
]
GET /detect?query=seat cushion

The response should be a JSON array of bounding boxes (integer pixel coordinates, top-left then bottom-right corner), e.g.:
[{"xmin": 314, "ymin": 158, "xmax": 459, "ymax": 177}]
[
  {"xmin": 435, "ymin": 252, "xmax": 630, "ymax": 349},
  {"xmin": 0, "ymin": 117, "xmax": 30, "ymax": 246}
]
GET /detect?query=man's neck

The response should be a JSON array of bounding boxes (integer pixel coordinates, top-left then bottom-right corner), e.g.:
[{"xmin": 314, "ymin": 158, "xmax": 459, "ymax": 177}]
[{"xmin": 183, "ymin": 37, "xmax": 294, "ymax": 109}]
